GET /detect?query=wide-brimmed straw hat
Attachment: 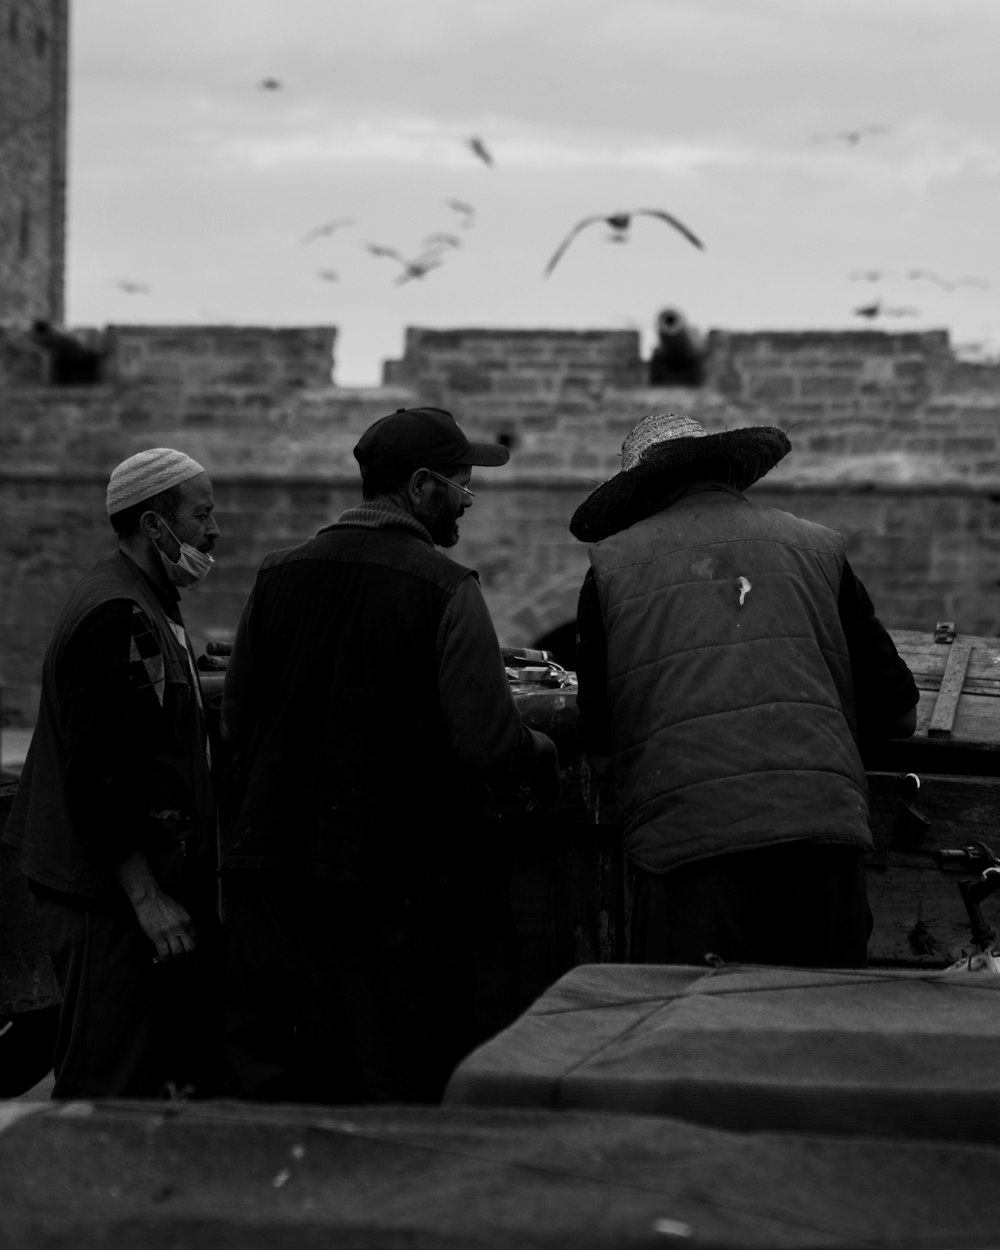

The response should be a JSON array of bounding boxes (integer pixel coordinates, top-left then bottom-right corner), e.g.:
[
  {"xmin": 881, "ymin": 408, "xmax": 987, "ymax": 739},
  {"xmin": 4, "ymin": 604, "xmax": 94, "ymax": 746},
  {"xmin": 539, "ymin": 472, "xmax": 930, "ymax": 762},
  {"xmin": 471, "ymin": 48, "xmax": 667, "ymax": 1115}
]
[{"xmin": 570, "ymin": 411, "xmax": 791, "ymax": 542}]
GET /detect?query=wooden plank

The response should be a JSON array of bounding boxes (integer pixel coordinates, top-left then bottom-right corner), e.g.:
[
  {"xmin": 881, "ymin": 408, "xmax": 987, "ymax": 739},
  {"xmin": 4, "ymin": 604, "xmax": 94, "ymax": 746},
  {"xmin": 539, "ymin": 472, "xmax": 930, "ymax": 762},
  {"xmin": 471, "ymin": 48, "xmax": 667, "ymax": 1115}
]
[
  {"xmin": 928, "ymin": 638, "xmax": 974, "ymax": 738},
  {"xmin": 908, "ymin": 686, "xmax": 1000, "ymax": 747},
  {"xmin": 893, "ymin": 634, "xmax": 1000, "ymax": 683},
  {"xmin": 907, "ymin": 676, "xmax": 1000, "ymax": 696}
]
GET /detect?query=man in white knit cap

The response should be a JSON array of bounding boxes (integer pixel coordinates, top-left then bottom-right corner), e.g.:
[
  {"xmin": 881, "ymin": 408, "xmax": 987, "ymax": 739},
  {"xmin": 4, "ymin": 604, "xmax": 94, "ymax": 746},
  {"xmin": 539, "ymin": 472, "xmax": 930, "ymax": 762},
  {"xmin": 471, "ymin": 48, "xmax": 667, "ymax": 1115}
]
[{"xmin": 4, "ymin": 448, "xmax": 224, "ymax": 1099}]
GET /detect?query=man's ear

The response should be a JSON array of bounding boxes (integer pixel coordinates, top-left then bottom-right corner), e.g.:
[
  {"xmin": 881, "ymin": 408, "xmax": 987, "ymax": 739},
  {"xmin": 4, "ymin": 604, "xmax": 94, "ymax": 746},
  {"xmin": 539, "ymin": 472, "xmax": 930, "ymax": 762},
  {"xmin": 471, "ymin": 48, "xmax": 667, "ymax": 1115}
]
[
  {"xmin": 406, "ymin": 469, "xmax": 430, "ymax": 504},
  {"xmin": 138, "ymin": 509, "xmax": 165, "ymax": 541}
]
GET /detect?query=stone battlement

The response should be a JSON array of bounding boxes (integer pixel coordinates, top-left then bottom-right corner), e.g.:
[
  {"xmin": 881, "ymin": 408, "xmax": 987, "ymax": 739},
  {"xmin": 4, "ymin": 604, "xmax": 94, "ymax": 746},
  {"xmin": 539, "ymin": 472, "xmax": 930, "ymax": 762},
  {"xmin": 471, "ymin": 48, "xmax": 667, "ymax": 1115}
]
[
  {"xmin": 2, "ymin": 323, "xmax": 1000, "ymax": 486},
  {"xmin": 2, "ymin": 321, "xmax": 1000, "ymax": 726}
]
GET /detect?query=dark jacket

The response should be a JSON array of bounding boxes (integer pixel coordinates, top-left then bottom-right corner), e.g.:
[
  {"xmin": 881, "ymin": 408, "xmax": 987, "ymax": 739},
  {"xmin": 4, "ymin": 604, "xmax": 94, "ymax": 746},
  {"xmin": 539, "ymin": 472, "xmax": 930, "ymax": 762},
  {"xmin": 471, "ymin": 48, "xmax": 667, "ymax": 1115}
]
[
  {"xmin": 586, "ymin": 486, "xmax": 876, "ymax": 872},
  {"xmin": 4, "ymin": 552, "xmax": 215, "ymax": 905},
  {"xmin": 222, "ymin": 505, "xmax": 536, "ymax": 891}
]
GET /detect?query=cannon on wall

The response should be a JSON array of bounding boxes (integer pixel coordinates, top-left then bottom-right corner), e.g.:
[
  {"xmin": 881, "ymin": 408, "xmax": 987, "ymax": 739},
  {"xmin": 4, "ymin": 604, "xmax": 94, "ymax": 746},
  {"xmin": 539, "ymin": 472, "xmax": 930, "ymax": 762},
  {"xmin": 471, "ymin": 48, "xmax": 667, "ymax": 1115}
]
[{"xmin": 647, "ymin": 307, "xmax": 706, "ymax": 387}]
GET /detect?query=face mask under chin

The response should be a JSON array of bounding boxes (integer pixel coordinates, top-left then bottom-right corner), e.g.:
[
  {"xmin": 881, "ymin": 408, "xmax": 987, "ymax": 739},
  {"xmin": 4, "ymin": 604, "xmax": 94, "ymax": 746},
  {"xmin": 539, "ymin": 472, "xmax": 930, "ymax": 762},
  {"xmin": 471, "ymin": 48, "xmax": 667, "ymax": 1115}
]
[{"xmin": 155, "ymin": 519, "xmax": 215, "ymax": 586}]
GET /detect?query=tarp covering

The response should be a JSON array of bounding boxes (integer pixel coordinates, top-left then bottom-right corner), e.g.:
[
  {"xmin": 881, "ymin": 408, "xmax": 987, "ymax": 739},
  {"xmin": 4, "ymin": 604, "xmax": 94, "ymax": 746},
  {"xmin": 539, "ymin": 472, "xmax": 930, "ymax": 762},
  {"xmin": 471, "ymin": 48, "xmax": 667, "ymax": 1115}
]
[
  {"xmin": 4, "ymin": 1099, "xmax": 1000, "ymax": 1248},
  {"xmin": 445, "ymin": 963, "xmax": 1000, "ymax": 1145}
]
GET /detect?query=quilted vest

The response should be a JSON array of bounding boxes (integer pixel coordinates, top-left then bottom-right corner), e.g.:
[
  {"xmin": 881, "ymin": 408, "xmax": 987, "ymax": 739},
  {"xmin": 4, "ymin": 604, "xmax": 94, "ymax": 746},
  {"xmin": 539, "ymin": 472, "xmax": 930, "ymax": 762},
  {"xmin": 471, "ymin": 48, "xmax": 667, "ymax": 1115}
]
[
  {"xmin": 589, "ymin": 488, "xmax": 871, "ymax": 872},
  {"xmin": 4, "ymin": 552, "xmax": 215, "ymax": 903}
]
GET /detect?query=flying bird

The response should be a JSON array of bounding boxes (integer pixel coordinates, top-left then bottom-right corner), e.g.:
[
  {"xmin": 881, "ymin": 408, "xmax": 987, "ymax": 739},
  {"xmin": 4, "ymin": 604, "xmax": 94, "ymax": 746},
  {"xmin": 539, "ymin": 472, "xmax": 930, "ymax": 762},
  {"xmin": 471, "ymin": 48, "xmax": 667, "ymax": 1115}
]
[
  {"xmin": 300, "ymin": 217, "xmax": 357, "ymax": 246},
  {"xmin": 465, "ymin": 135, "xmax": 494, "ymax": 167},
  {"xmin": 853, "ymin": 300, "xmax": 919, "ymax": 320},
  {"xmin": 395, "ymin": 257, "xmax": 444, "ymax": 285},
  {"xmin": 543, "ymin": 208, "xmax": 705, "ymax": 278},
  {"xmin": 906, "ymin": 269, "xmax": 991, "ymax": 292},
  {"xmin": 316, "ymin": 269, "xmax": 339, "ymax": 283},
  {"xmin": 364, "ymin": 242, "xmax": 402, "ymax": 258},
  {"xmin": 811, "ymin": 125, "xmax": 891, "ymax": 146},
  {"xmin": 445, "ymin": 198, "xmax": 476, "ymax": 229},
  {"xmin": 257, "ymin": 77, "xmax": 284, "ymax": 91},
  {"xmin": 115, "ymin": 279, "xmax": 150, "ymax": 295},
  {"xmin": 365, "ymin": 245, "xmax": 445, "ymax": 285},
  {"xmin": 853, "ymin": 301, "xmax": 882, "ymax": 320},
  {"xmin": 421, "ymin": 232, "xmax": 462, "ymax": 251}
]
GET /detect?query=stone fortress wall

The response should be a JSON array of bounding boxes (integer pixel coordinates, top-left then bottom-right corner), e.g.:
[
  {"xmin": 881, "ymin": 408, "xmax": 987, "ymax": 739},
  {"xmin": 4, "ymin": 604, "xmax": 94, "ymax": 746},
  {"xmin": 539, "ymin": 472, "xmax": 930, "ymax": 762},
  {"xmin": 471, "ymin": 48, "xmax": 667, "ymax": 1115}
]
[
  {"xmin": 0, "ymin": 0, "xmax": 68, "ymax": 328},
  {"xmin": 2, "ymin": 321, "xmax": 1000, "ymax": 723}
]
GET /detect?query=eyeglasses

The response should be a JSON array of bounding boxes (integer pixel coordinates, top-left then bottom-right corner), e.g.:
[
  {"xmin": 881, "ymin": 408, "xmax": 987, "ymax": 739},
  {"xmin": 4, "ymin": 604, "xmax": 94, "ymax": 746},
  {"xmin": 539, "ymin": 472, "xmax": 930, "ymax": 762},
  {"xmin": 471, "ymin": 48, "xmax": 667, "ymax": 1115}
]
[{"xmin": 423, "ymin": 469, "xmax": 476, "ymax": 500}]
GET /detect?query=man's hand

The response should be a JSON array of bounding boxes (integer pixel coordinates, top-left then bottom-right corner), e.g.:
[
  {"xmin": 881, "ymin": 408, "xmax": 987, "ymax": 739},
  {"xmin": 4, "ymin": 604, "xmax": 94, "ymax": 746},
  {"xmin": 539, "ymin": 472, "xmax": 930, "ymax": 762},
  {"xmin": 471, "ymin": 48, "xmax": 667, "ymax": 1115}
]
[
  {"xmin": 111, "ymin": 851, "xmax": 198, "ymax": 962},
  {"xmin": 132, "ymin": 892, "xmax": 198, "ymax": 962},
  {"xmin": 525, "ymin": 729, "xmax": 561, "ymax": 814}
]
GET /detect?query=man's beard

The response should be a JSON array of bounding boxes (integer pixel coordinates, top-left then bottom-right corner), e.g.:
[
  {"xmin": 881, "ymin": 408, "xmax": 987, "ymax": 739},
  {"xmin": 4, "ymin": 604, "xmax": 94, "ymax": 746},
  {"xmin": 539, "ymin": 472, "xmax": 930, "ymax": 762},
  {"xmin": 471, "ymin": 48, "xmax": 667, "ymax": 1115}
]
[{"xmin": 418, "ymin": 496, "xmax": 460, "ymax": 547}]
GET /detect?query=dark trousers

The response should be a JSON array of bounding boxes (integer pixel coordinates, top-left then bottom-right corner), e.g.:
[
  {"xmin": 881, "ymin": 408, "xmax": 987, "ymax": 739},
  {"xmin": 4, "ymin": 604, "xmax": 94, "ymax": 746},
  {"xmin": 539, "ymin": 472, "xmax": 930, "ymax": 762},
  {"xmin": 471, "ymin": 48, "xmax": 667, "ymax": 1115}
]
[
  {"xmin": 223, "ymin": 873, "xmax": 478, "ymax": 1105},
  {"xmin": 32, "ymin": 887, "xmax": 225, "ymax": 1100},
  {"xmin": 627, "ymin": 842, "xmax": 871, "ymax": 968}
]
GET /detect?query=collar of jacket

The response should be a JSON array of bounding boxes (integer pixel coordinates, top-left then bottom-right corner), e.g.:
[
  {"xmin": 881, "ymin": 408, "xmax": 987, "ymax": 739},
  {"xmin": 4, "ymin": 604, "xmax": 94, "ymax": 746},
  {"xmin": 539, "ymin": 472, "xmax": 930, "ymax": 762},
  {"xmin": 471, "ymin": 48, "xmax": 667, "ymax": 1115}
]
[
  {"xmin": 325, "ymin": 500, "xmax": 435, "ymax": 546},
  {"xmin": 654, "ymin": 478, "xmax": 745, "ymax": 514}
]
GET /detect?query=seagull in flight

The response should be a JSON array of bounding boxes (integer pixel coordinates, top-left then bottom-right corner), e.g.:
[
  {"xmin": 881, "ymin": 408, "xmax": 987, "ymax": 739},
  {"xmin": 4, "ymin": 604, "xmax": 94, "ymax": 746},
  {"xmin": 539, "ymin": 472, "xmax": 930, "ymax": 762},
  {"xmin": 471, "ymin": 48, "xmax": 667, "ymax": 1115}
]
[
  {"xmin": 811, "ymin": 125, "xmax": 891, "ymax": 146},
  {"xmin": 906, "ymin": 269, "xmax": 991, "ymax": 292},
  {"xmin": 446, "ymin": 199, "xmax": 476, "ymax": 229},
  {"xmin": 465, "ymin": 135, "xmax": 494, "ymax": 167},
  {"xmin": 394, "ymin": 254, "xmax": 445, "ymax": 285},
  {"xmin": 853, "ymin": 300, "xmax": 919, "ymax": 320},
  {"xmin": 115, "ymin": 279, "xmax": 150, "ymax": 295},
  {"xmin": 316, "ymin": 269, "xmax": 339, "ymax": 283},
  {"xmin": 364, "ymin": 242, "xmax": 402, "ymax": 259},
  {"xmin": 299, "ymin": 217, "xmax": 357, "ymax": 246},
  {"xmin": 422, "ymin": 232, "xmax": 462, "ymax": 251},
  {"xmin": 365, "ymin": 245, "xmax": 445, "ymax": 285},
  {"xmin": 543, "ymin": 208, "xmax": 705, "ymax": 278},
  {"xmin": 257, "ymin": 77, "xmax": 284, "ymax": 92}
]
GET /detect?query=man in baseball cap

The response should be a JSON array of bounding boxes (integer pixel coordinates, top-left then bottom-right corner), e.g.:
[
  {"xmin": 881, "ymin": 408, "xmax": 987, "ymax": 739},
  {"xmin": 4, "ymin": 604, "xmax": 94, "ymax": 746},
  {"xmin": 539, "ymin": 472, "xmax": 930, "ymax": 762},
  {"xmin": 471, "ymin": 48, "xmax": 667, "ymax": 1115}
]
[
  {"xmin": 352, "ymin": 406, "xmax": 508, "ymax": 547},
  {"xmin": 3, "ymin": 447, "xmax": 224, "ymax": 1099},
  {"xmin": 355, "ymin": 406, "xmax": 510, "ymax": 476},
  {"xmin": 221, "ymin": 406, "xmax": 559, "ymax": 1104}
]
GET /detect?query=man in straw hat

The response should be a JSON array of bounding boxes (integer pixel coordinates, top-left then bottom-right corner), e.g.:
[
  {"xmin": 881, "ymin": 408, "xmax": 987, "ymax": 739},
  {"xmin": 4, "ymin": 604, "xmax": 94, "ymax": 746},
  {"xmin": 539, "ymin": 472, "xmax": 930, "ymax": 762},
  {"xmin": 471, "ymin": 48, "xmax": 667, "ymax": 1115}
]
[
  {"xmin": 572, "ymin": 411, "xmax": 918, "ymax": 968},
  {"xmin": 221, "ymin": 406, "xmax": 559, "ymax": 1104},
  {"xmin": 4, "ymin": 448, "xmax": 224, "ymax": 1098}
]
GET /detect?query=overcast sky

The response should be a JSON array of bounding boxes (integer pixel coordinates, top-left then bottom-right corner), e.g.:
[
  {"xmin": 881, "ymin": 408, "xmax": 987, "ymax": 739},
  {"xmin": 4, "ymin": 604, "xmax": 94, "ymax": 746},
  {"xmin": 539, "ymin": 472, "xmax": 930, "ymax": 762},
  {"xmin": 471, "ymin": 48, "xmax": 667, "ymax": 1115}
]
[{"xmin": 66, "ymin": 0, "xmax": 1000, "ymax": 384}]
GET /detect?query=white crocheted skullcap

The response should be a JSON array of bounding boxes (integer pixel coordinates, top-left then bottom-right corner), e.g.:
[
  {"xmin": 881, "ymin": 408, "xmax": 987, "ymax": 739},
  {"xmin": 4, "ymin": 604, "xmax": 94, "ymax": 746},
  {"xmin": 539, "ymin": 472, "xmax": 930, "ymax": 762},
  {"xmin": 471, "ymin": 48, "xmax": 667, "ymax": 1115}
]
[{"xmin": 106, "ymin": 447, "xmax": 207, "ymax": 516}]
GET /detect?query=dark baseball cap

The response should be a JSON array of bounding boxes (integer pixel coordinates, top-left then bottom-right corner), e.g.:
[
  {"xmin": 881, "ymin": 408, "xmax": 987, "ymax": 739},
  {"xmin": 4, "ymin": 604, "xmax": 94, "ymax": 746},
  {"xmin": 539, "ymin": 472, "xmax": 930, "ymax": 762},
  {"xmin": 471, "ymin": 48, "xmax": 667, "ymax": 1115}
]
[{"xmin": 353, "ymin": 407, "xmax": 510, "ymax": 479}]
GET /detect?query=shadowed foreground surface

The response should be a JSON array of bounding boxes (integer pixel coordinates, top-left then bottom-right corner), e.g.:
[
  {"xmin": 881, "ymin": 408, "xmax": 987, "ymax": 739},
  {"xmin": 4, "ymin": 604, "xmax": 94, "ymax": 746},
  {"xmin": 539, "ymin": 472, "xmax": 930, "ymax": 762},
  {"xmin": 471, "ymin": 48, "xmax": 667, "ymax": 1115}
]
[
  {"xmin": 445, "ymin": 964, "xmax": 1000, "ymax": 1145},
  {"xmin": 2, "ymin": 1099, "xmax": 999, "ymax": 1249}
]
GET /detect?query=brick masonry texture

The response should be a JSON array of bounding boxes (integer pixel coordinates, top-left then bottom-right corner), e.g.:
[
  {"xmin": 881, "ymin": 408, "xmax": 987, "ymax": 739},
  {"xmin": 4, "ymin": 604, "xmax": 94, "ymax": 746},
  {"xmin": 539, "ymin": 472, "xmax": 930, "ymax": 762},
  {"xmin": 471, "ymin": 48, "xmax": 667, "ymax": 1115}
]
[
  {"xmin": 0, "ymin": 0, "xmax": 68, "ymax": 326},
  {"xmin": 2, "ymin": 322, "xmax": 1000, "ymax": 723}
]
